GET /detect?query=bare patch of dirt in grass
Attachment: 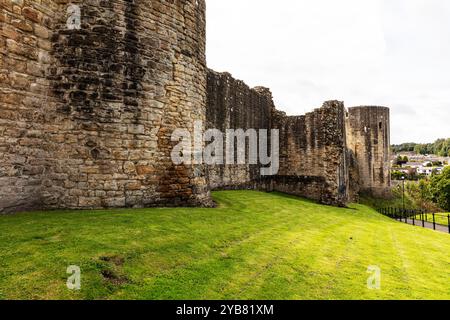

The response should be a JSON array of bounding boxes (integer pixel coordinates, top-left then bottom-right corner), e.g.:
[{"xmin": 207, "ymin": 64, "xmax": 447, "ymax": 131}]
[{"xmin": 98, "ymin": 255, "xmax": 130, "ymax": 286}]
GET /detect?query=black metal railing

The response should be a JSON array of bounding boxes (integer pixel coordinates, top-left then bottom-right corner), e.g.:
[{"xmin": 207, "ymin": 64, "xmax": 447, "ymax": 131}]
[{"xmin": 377, "ymin": 207, "xmax": 450, "ymax": 234}]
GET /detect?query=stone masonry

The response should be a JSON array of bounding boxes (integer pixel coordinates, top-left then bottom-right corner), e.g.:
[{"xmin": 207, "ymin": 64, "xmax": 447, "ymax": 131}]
[
  {"xmin": 346, "ymin": 106, "xmax": 391, "ymax": 198},
  {"xmin": 206, "ymin": 71, "xmax": 356, "ymax": 206},
  {"xmin": 1, "ymin": 0, "xmax": 213, "ymax": 213},
  {"xmin": 272, "ymin": 100, "xmax": 349, "ymax": 205},
  {"xmin": 205, "ymin": 70, "xmax": 273, "ymax": 191},
  {"xmin": 0, "ymin": 1, "xmax": 390, "ymax": 213}
]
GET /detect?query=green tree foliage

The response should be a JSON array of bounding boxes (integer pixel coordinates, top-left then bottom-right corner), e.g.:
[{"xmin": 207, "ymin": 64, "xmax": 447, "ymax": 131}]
[
  {"xmin": 418, "ymin": 179, "xmax": 432, "ymax": 205},
  {"xmin": 413, "ymin": 138, "xmax": 450, "ymax": 156},
  {"xmin": 429, "ymin": 167, "xmax": 450, "ymax": 211},
  {"xmin": 391, "ymin": 169, "xmax": 423, "ymax": 181},
  {"xmin": 391, "ymin": 143, "xmax": 417, "ymax": 153},
  {"xmin": 395, "ymin": 155, "xmax": 408, "ymax": 166},
  {"xmin": 392, "ymin": 138, "xmax": 450, "ymax": 156},
  {"xmin": 391, "ymin": 171, "xmax": 404, "ymax": 180},
  {"xmin": 394, "ymin": 179, "xmax": 441, "ymax": 212}
]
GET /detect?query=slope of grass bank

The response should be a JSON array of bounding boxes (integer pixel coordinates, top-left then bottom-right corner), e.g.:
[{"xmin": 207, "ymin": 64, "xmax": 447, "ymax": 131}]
[
  {"xmin": 359, "ymin": 188, "xmax": 417, "ymax": 210},
  {"xmin": 360, "ymin": 182, "xmax": 443, "ymax": 213},
  {"xmin": 0, "ymin": 191, "xmax": 448, "ymax": 300}
]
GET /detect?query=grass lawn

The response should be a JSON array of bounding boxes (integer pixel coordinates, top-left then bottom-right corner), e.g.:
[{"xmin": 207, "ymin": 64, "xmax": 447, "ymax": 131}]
[
  {"xmin": 413, "ymin": 213, "xmax": 449, "ymax": 226},
  {"xmin": 0, "ymin": 191, "xmax": 449, "ymax": 300}
]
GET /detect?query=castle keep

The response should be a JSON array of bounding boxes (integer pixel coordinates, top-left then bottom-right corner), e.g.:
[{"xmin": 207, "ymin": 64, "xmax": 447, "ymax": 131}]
[{"xmin": 0, "ymin": 0, "xmax": 390, "ymax": 213}]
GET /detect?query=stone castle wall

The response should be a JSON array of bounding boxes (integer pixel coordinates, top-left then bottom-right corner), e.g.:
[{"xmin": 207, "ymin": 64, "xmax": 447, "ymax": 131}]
[
  {"xmin": 1, "ymin": 0, "xmax": 58, "ymax": 212},
  {"xmin": 346, "ymin": 106, "xmax": 391, "ymax": 198},
  {"xmin": 205, "ymin": 71, "xmax": 350, "ymax": 206},
  {"xmin": 0, "ymin": 0, "xmax": 212, "ymax": 213},
  {"xmin": 272, "ymin": 101, "xmax": 349, "ymax": 206},
  {"xmin": 205, "ymin": 70, "xmax": 274, "ymax": 190},
  {"xmin": 0, "ymin": 1, "xmax": 391, "ymax": 213}
]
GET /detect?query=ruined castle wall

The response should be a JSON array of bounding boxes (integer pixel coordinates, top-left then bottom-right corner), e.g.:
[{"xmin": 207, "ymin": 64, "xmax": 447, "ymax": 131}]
[
  {"xmin": 205, "ymin": 69, "xmax": 273, "ymax": 189},
  {"xmin": 1, "ymin": 1, "xmax": 391, "ymax": 213},
  {"xmin": 206, "ymin": 71, "xmax": 349, "ymax": 206},
  {"xmin": 346, "ymin": 106, "xmax": 391, "ymax": 197},
  {"xmin": 272, "ymin": 101, "xmax": 349, "ymax": 206},
  {"xmin": 0, "ymin": 0, "xmax": 212, "ymax": 213},
  {"xmin": 0, "ymin": 0, "xmax": 58, "ymax": 212}
]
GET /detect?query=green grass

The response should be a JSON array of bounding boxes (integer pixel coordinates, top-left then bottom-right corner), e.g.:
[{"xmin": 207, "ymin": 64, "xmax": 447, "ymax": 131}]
[
  {"xmin": 413, "ymin": 213, "xmax": 449, "ymax": 226},
  {"xmin": 0, "ymin": 191, "xmax": 449, "ymax": 300}
]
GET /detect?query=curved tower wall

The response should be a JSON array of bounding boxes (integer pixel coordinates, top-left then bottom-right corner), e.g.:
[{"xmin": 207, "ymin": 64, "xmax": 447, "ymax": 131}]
[
  {"xmin": 346, "ymin": 106, "xmax": 391, "ymax": 197},
  {"xmin": 0, "ymin": 0, "xmax": 212, "ymax": 213}
]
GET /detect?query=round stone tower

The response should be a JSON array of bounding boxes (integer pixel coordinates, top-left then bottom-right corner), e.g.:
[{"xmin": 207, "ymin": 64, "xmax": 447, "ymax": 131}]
[
  {"xmin": 0, "ymin": 0, "xmax": 212, "ymax": 212},
  {"xmin": 346, "ymin": 106, "xmax": 391, "ymax": 197}
]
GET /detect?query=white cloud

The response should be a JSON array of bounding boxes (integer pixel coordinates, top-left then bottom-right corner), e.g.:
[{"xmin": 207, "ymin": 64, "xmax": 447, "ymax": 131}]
[{"xmin": 206, "ymin": 0, "xmax": 450, "ymax": 144}]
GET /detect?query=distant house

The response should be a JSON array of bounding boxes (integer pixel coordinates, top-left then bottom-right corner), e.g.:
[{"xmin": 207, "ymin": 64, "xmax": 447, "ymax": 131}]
[
  {"xmin": 435, "ymin": 167, "xmax": 444, "ymax": 174},
  {"xmin": 417, "ymin": 166, "xmax": 444, "ymax": 176},
  {"xmin": 417, "ymin": 167, "xmax": 433, "ymax": 175}
]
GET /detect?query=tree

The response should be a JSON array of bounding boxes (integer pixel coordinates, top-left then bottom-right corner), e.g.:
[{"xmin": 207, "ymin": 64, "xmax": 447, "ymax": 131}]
[
  {"xmin": 407, "ymin": 168, "xmax": 418, "ymax": 181},
  {"xmin": 395, "ymin": 155, "xmax": 408, "ymax": 166},
  {"xmin": 418, "ymin": 179, "xmax": 431, "ymax": 209},
  {"xmin": 410, "ymin": 138, "xmax": 450, "ymax": 156},
  {"xmin": 391, "ymin": 171, "xmax": 404, "ymax": 180},
  {"xmin": 429, "ymin": 167, "xmax": 450, "ymax": 211},
  {"xmin": 391, "ymin": 143, "xmax": 417, "ymax": 153}
]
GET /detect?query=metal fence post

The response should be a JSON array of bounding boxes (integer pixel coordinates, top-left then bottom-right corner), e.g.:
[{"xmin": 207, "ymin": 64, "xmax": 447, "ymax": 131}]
[
  {"xmin": 433, "ymin": 213, "xmax": 436, "ymax": 230},
  {"xmin": 448, "ymin": 214, "xmax": 450, "ymax": 234},
  {"xmin": 422, "ymin": 211, "xmax": 425, "ymax": 228}
]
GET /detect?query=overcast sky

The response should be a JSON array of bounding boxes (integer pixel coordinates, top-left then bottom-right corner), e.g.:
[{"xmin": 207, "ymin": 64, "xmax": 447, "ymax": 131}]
[{"xmin": 206, "ymin": 0, "xmax": 450, "ymax": 144}]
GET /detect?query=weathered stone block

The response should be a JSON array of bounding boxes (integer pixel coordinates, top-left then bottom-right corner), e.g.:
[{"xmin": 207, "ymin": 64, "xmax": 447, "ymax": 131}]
[{"xmin": 22, "ymin": 7, "xmax": 40, "ymax": 23}]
